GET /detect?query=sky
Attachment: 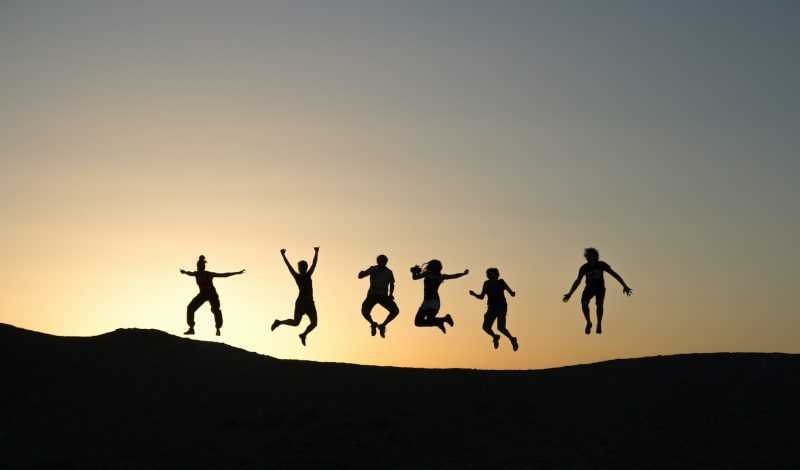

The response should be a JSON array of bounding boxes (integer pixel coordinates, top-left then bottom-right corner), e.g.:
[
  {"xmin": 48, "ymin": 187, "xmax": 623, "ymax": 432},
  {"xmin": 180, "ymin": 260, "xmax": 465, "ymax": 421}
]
[{"xmin": 1, "ymin": 0, "xmax": 798, "ymax": 370}]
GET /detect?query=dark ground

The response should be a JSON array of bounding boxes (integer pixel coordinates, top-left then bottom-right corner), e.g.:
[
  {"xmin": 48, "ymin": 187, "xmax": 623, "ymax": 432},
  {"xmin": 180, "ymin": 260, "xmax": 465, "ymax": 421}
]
[{"xmin": 1, "ymin": 323, "xmax": 798, "ymax": 469}]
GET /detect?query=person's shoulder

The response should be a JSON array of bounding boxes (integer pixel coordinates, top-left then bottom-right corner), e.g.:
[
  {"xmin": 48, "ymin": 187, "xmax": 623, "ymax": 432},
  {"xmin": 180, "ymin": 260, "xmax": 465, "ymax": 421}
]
[
  {"xmin": 579, "ymin": 263, "xmax": 590, "ymax": 271},
  {"xmin": 600, "ymin": 261, "xmax": 611, "ymax": 269},
  {"xmin": 499, "ymin": 278, "xmax": 508, "ymax": 286}
]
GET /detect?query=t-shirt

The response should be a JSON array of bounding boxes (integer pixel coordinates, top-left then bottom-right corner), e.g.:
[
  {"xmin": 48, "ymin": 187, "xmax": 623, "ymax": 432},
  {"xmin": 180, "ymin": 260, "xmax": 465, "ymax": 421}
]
[
  {"xmin": 293, "ymin": 272, "xmax": 313, "ymax": 299},
  {"xmin": 483, "ymin": 279, "xmax": 510, "ymax": 306},
  {"xmin": 195, "ymin": 271, "xmax": 217, "ymax": 294},
  {"xmin": 366, "ymin": 265, "xmax": 395, "ymax": 296},
  {"xmin": 423, "ymin": 274, "xmax": 443, "ymax": 300},
  {"xmin": 580, "ymin": 261, "xmax": 610, "ymax": 288}
]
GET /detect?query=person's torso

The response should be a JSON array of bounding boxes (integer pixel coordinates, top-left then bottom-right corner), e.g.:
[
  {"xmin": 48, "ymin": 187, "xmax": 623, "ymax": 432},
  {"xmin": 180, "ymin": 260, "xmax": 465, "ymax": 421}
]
[
  {"xmin": 294, "ymin": 273, "xmax": 313, "ymax": 299},
  {"xmin": 195, "ymin": 271, "xmax": 216, "ymax": 293},
  {"xmin": 423, "ymin": 274, "xmax": 442, "ymax": 300},
  {"xmin": 368, "ymin": 266, "xmax": 393, "ymax": 295},
  {"xmin": 485, "ymin": 280, "xmax": 507, "ymax": 306},
  {"xmin": 582, "ymin": 262, "xmax": 608, "ymax": 287}
]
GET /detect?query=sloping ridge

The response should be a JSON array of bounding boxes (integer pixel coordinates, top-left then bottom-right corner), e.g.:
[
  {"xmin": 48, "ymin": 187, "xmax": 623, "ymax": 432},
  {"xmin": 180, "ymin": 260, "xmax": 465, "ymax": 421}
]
[{"xmin": 1, "ymin": 323, "xmax": 798, "ymax": 469}]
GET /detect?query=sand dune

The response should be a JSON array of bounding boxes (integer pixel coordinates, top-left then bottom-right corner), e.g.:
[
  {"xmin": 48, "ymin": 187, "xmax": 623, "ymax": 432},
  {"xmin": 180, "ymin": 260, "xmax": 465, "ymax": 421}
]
[{"xmin": 1, "ymin": 323, "xmax": 797, "ymax": 469}]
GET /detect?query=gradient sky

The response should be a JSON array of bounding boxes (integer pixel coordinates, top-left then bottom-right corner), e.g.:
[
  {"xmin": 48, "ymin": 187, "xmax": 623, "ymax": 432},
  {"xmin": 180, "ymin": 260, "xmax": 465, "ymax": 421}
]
[{"xmin": 1, "ymin": 1, "xmax": 798, "ymax": 369}]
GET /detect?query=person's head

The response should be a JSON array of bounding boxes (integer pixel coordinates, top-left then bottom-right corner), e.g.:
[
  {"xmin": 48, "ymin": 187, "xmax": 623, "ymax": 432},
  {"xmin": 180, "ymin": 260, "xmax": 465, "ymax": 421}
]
[
  {"xmin": 197, "ymin": 255, "xmax": 207, "ymax": 271},
  {"xmin": 486, "ymin": 267, "xmax": 500, "ymax": 281},
  {"xmin": 424, "ymin": 259, "xmax": 442, "ymax": 274},
  {"xmin": 584, "ymin": 247, "xmax": 599, "ymax": 262},
  {"xmin": 376, "ymin": 254, "xmax": 388, "ymax": 266},
  {"xmin": 298, "ymin": 260, "xmax": 309, "ymax": 274}
]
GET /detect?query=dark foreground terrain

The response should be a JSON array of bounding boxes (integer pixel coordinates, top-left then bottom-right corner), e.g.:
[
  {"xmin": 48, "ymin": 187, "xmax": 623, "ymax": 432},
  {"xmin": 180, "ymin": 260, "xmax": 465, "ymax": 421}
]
[{"xmin": 1, "ymin": 324, "xmax": 798, "ymax": 469}]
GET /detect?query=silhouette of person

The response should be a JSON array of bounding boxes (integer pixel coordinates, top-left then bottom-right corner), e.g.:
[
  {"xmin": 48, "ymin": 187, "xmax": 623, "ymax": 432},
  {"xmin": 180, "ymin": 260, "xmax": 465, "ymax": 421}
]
[
  {"xmin": 358, "ymin": 254, "xmax": 400, "ymax": 338},
  {"xmin": 179, "ymin": 255, "xmax": 245, "ymax": 336},
  {"xmin": 469, "ymin": 268, "xmax": 518, "ymax": 351},
  {"xmin": 411, "ymin": 260, "xmax": 468, "ymax": 334},
  {"xmin": 271, "ymin": 247, "xmax": 319, "ymax": 346},
  {"xmin": 562, "ymin": 247, "xmax": 632, "ymax": 334}
]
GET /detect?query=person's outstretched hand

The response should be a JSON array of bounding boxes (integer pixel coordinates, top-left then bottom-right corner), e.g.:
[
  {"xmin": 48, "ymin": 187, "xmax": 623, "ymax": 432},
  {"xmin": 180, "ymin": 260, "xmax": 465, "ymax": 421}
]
[
  {"xmin": 239, "ymin": 269, "xmax": 246, "ymax": 275},
  {"xmin": 469, "ymin": 290, "xmax": 478, "ymax": 297},
  {"xmin": 463, "ymin": 269, "xmax": 470, "ymax": 275},
  {"xmin": 180, "ymin": 269, "xmax": 187, "ymax": 274},
  {"xmin": 510, "ymin": 291, "xmax": 516, "ymax": 297},
  {"xmin": 562, "ymin": 293, "xmax": 571, "ymax": 303},
  {"xmin": 623, "ymin": 287, "xmax": 633, "ymax": 296},
  {"xmin": 280, "ymin": 249, "xmax": 286, "ymax": 254}
]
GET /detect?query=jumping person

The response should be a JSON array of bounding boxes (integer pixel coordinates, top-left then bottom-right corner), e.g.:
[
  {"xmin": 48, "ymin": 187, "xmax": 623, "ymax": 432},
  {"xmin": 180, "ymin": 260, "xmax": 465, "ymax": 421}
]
[
  {"xmin": 271, "ymin": 247, "xmax": 319, "ymax": 346},
  {"xmin": 180, "ymin": 255, "xmax": 245, "ymax": 336},
  {"xmin": 410, "ymin": 260, "xmax": 468, "ymax": 334},
  {"xmin": 562, "ymin": 247, "xmax": 632, "ymax": 334},
  {"xmin": 358, "ymin": 254, "xmax": 400, "ymax": 338},
  {"xmin": 469, "ymin": 268, "xmax": 518, "ymax": 351}
]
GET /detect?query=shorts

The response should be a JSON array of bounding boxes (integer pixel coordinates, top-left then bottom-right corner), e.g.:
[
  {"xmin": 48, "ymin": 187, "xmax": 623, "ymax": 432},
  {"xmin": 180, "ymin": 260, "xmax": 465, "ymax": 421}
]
[
  {"xmin": 362, "ymin": 294, "xmax": 399, "ymax": 314},
  {"xmin": 419, "ymin": 299, "xmax": 441, "ymax": 312},
  {"xmin": 581, "ymin": 286, "xmax": 606, "ymax": 305}
]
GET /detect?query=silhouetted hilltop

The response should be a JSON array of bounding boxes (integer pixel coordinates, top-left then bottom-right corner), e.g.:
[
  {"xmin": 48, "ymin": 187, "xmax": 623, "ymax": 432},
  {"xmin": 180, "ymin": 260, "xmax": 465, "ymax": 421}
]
[{"xmin": 1, "ymin": 323, "xmax": 798, "ymax": 469}]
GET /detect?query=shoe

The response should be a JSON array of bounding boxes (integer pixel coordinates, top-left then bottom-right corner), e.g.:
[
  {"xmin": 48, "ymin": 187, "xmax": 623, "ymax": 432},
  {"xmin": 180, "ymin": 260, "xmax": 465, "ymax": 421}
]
[
  {"xmin": 271, "ymin": 320, "xmax": 280, "ymax": 331},
  {"xmin": 511, "ymin": 337, "xmax": 519, "ymax": 352},
  {"xmin": 436, "ymin": 323, "xmax": 447, "ymax": 334},
  {"xmin": 299, "ymin": 334, "xmax": 307, "ymax": 346},
  {"xmin": 596, "ymin": 325, "xmax": 602, "ymax": 335},
  {"xmin": 183, "ymin": 328, "xmax": 195, "ymax": 335},
  {"xmin": 492, "ymin": 335, "xmax": 500, "ymax": 349},
  {"xmin": 378, "ymin": 324, "xmax": 386, "ymax": 338},
  {"xmin": 444, "ymin": 314, "xmax": 454, "ymax": 327},
  {"xmin": 216, "ymin": 328, "xmax": 221, "ymax": 337},
  {"xmin": 370, "ymin": 323, "xmax": 377, "ymax": 337},
  {"xmin": 585, "ymin": 322, "xmax": 592, "ymax": 335}
]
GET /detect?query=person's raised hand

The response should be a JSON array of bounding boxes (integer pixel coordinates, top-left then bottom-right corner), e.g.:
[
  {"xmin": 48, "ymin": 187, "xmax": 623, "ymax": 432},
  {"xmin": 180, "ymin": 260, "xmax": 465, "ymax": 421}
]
[
  {"xmin": 280, "ymin": 249, "xmax": 286, "ymax": 254},
  {"xmin": 464, "ymin": 269, "xmax": 470, "ymax": 275},
  {"xmin": 313, "ymin": 246, "xmax": 319, "ymax": 252}
]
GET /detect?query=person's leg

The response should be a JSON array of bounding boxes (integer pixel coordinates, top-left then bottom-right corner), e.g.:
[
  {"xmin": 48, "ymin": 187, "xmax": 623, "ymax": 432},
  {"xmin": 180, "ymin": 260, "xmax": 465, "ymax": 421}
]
[
  {"xmin": 495, "ymin": 307, "xmax": 518, "ymax": 351},
  {"xmin": 580, "ymin": 288, "xmax": 594, "ymax": 335},
  {"xmin": 377, "ymin": 297, "xmax": 400, "ymax": 338},
  {"xmin": 275, "ymin": 298, "xmax": 304, "ymax": 329},
  {"xmin": 299, "ymin": 302, "xmax": 318, "ymax": 346},
  {"xmin": 482, "ymin": 310, "xmax": 500, "ymax": 349},
  {"xmin": 210, "ymin": 296, "xmax": 223, "ymax": 336},
  {"xmin": 415, "ymin": 307, "xmax": 445, "ymax": 333},
  {"xmin": 595, "ymin": 288, "xmax": 606, "ymax": 334},
  {"xmin": 185, "ymin": 294, "xmax": 206, "ymax": 334},
  {"xmin": 361, "ymin": 296, "xmax": 378, "ymax": 336}
]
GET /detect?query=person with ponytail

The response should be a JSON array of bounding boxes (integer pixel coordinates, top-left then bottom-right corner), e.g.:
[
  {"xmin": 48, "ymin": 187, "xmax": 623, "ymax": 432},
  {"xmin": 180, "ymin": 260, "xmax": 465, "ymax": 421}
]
[
  {"xmin": 410, "ymin": 259, "xmax": 468, "ymax": 333},
  {"xmin": 179, "ymin": 255, "xmax": 245, "ymax": 336}
]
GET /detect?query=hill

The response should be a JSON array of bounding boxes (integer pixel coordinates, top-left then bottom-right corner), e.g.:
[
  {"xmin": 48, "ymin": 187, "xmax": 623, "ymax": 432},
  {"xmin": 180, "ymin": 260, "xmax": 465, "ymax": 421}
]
[{"xmin": 1, "ymin": 323, "xmax": 798, "ymax": 469}]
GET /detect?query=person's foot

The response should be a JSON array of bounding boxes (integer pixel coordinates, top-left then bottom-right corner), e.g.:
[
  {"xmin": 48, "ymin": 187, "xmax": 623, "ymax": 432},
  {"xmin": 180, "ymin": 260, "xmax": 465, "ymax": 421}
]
[
  {"xmin": 216, "ymin": 328, "xmax": 221, "ymax": 337},
  {"xmin": 370, "ymin": 322, "xmax": 377, "ymax": 337},
  {"xmin": 378, "ymin": 324, "xmax": 386, "ymax": 338},
  {"xmin": 511, "ymin": 337, "xmax": 519, "ymax": 352},
  {"xmin": 183, "ymin": 327, "xmax": 195, "ymax": 335},
  {"xmin": 436, "ymin": 323, "xmax": 447, "ymax": 334},
  {"xmin": 596, "ymin": 325, "xmax": 602, "ymax": 334},
  {"xmin": 585, "ymin": 322, "xmax": 592, "ymax": 335},
  {"xmin": 271, "ymin": 320, "xmax": 280, "ymax": 331},
  {"xmin": 299, "ymin": 333, "xmax": 307, "ymax": 346},
  {"xmin": 493, "ymin": 335, "xmax": 500, "ymax": 349},
  {"xmin": 444, "ymin": 314, "xmax": 454, "ymax": 327}
]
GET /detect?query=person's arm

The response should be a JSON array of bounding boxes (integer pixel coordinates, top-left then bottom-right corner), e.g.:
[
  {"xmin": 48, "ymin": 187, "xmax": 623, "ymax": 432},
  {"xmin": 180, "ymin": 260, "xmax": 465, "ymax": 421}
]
[
  {"xmin": 503, "ymin": 280, "xmax": 516, "ymax": 297},
  {"xmin": 442, "ymin": 269, "xmax": 469, "ymax": 280},
  {"xmin": 213, "ymin": 270, "xmax": 245, "ymax": 278},
  {"xmin": 280, "ymin": 249, "xmax": 297, "ymax": 276},
  {"xmin": 562, "ymin": 271, "xmax": 584, "ymax": 302},
  {"xmin": 358, "ymin": 266, "xmax": 374, "ymax": 279},
  {"xmin": 469, "ymin": 283, "xmax": 486, "ymax": 300},
  {"xmin": 307, "ymin": 247, "xmax": 320, "ymax": 276},
  {"xmin": 179, "ymin": 269, "xmax": 196, "ymax": 276},
  {"xmin": 606, "ymin": 266, "xmax": 633, "ymax": 296}
]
